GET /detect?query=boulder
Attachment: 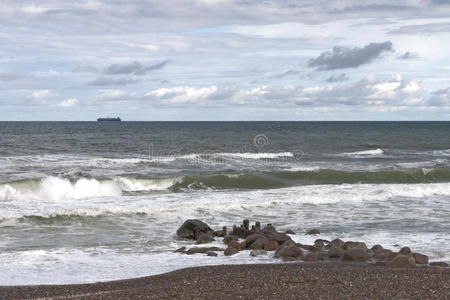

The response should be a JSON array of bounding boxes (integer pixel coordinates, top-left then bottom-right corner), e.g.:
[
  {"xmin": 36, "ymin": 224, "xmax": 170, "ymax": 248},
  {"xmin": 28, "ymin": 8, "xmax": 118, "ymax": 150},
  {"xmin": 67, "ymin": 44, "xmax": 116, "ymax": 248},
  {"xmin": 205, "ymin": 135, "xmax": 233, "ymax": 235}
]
[
  {"xmin": 261, "ymin": 224, "xmax": 277, "ymax": 234},
  {"xmin": 263, "ymin": 240, "xmax": 279, "ymax": 251},
  {"xmin": 430, "ymin": 262, "xmax": 449, "ymax": 267},
  {"xmin": 313, "ymin": 240, "xmax": 325, "ymax": 250},
  {"xmin": 306, "ymin": 229, "xmax": 320, "ymax": 235},
  {"xmin": 274, "ymin": 240, "xmax": 303, "ymax": 259},
  {"xmin": 174, "ymin": 247, "xmax": 187, "ymax": 253},
  {"xmin": 250, "ymin": 250, "xmax": 267, "ymax": 257},
  {"xmin": 214, "ymin": 230, "xmax": 224, "ymax": 237},
  {"xmin": 284, "ymin": 229, "xmax": 296, "ymax": 234},
  {"xmin": 315, "ymin": 239, "xmax": 330, "ymax": 244},
  {"xmin": 176, "ymin": 219, "xmax": 212, "ymax": 239},
  {"xmin": 228, "ymin": 240, "xmax": 245, "ymax": 251},
  {"xmin": 412, "ymin": 253, "xmax": 428, "ymax": 265},
  {"xmin": 303, "ymin": 252, "xmax": 320, "ymax": 262},
  {"xmin": 391, "ymin": 255, "xmax": 416, "ymax": 268},
  {"xmin": 265, "ymin": 233, "xmax": 292, "ymax": 245},
  {"xmin": 399, "ymin": 246, "xmax": 412, "ymax": 255},
  {"xmin": 224, "ymin": 247, "xmax": 239, "ymax": 256},
  {"xmin": 206, "ymin": 251, "xmax": 218, "ymax": 257},
  {"xmin": 327, "ymin": 246, "xmax": 344, "ymax": 258},
  {"xmin": 370, "ymin": 244, "xmax": 383, "ymax": 252},
  {"xmin": 342, "ymin": 248, "xmax": 369, "ymax": 262},
  {"xmin": 297, "ymin": 243, "xmax": 316, "ymax": 251},
  {"xmin": 328, "ymin": 238, "xmax": 345, "ymax": 249},
  {"xmin": 249, "ymin": 238, "xmax": 267, "ymax": 250},
  {"xmin": 186, "ymin": 247, "xmax": 222, "ymax": 255},
  {"xmin": 374, "ymin": 249, "xmax": 396, "ymax": 260},
  {"xmin": 223, "ymin": 235, "xmax": 239, "ymax": 244},
  {"xmin": 344, "ymin": 241, "xmax": 368, "ymax": 251},
  {"xmin": 245, "ymin": 234, "xmax": 267, "ymax": 247},
  {"xmin": 195, "ymin": 233, "xmax": 214, "ymax": 244}
]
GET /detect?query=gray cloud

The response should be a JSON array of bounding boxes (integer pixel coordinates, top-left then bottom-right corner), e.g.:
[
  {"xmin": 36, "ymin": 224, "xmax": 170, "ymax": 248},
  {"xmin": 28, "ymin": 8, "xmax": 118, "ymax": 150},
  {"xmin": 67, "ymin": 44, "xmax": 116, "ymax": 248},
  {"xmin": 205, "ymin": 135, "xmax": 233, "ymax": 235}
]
[
  {"xmin": 308, "ymin": 41, "xmax": 393, "ymax": 70},
  {"xmin": 389, "ymin": 22, "xmax": 450, "ymax": 35},
  {"xmin": 0, "ymin": 72, "xmax": 23, "ymax": 81},
  {"xmin": 325, "ymin": 73, "xmax": 349, "ymax": 83},
  {"xmin": 72, "ymin": 66, "xmax": 99, "ymax": 73},
  {"xmin": 397, "ymin": 51, "xmax": 419, "ymax": 60},
  {"xmin": 88, "ymin": 77, "xmax": 140, "ymax": 86},
  {"xmin": 274, "ymin": 70, "xmax": 300, "ymax": 79},
  {"xmin": 429, "ymin": 87, "xmax": 450, "ymax": 106},
  {"xmin": 104, "ymin": 60, "xmax": 169, "ymax": 76}
]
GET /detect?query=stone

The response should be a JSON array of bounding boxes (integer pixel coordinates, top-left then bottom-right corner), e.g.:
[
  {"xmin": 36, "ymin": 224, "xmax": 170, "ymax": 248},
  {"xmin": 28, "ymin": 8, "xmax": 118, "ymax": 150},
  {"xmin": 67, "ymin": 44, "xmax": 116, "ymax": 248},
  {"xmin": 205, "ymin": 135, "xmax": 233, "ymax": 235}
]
[
  {"xmin": 306, "ymin": 229, "xmax": 320, "ymax": 235},
  {"xmin": 315, "ymin": 239, "xmax": 330, "ymax": 244},
  {"xmin": 228, "ymin": 240, "xmax": 245, "ymax": 251},
  {"xmin": 263, "ymin": 240, "xmax": 279, "ymax": 251},
  {"xmin": 399, "ymin": 246, "xmax": 412, "ymax": 255},
  {"xmin": 412, "ymin": 253, "xmax": 429, "ymax": 265},
  {"xmin": 223, "ymin": 235, "xmax": 238, "ymax": 244},
  {"xmin": 195, "ymin": 233, "xmax": 214, "ymax": 244},
  {"xmin": 313, "ymin": 240, "xmax": 325, "ymax": 250},
  {"xmin": 342, "ymin": 248, "xmax": 369, "ymax": 262},
  {"xmin": 214, "ymin": 230, "xmax": 224, "ymax": 237},
  {"xmin": 275, "ymin": 243, "xmax": 303, "ymax": 259},
  {"xmin": 206, "ymin": 251, "xmax": 218, "ymax": 257},
  {"xmin": 303, "ymin": 252, "xmax": 320, "ymax": 262},
  {"xmin": 391, "ymin": 255, "xmax": 416, "ymax": 268},
  {"xmin": 176, "ymin": 219, "xmax": 212, "ymax": 239},
  {"xmin": 282, "ymin": 256, "xmax": 298, "ymax": 262},
  {"xmin": 430, "ymin": 262, "xmax": 449, "ymax": 267},
  {"xmin": 374, "ymin": 249, "xmax": 396, "ymax": 260},
  {"xmin": 265, "ymin": 233, "xmax": 292, "ymax": 245},
  {"xmin": 371, "ymin": 244, "xmax": 383, "ymax": 252},
  {"xmin": 284, "ymin": 229, "xmax": 296, "ymax": 234},
  {"xmin": 297, "ymin": 244, "xmax": 316, "ymax": 251},
  {"xmin": 174, "ymin": 247, "xmax": 187, "ymax": 253},
  {"xmin": 224, "ymin": 247, "xmax": 239, "ymax": 256},
  {"xmin": 245, "ymin": 234, "xmax": 266, "ymax": 247},
  {"xmin": 186, "ymin": 247, "xmax": 222, "ymax": 255},
  {"xmin": 261, "ymin": 224, "xmax": 277, "ymax": 234},
  {"xmin": 327, "ymin": 246, "xmax": 344, "ymax": 258},
  {"xmin": 250, "ymin": 238, "xmax": 267, "ymax": 250},
  {"xmin": 250, "ymin": 250, "xmax": 267, "ymax": 257},
  {"xmin": 344, "ymin": 241, "xmax": 368, "ymax": 251},
  {"xmin": 274, "ymin": 240, "xmax": 296, "ymax": 258},
  {"xmin": 328, "ymin": 238, "xmax": 345, "ymax": 249}
]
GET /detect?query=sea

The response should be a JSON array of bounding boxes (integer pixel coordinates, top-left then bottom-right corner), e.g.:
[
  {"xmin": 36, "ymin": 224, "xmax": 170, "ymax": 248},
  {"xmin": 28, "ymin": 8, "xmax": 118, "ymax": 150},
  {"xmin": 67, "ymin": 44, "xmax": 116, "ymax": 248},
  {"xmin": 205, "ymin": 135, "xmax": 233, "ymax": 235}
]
[{"xmin": 0, "ymin": 121, "xmax": 449, "ymax": 285}]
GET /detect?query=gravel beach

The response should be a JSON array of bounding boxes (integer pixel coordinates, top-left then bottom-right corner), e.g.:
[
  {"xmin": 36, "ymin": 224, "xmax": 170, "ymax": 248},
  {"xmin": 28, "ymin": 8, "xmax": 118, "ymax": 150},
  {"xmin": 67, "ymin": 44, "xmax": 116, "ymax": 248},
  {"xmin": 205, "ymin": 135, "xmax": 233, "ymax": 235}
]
[{"xmin": 1, "ymin": 263, "xmax": 449, "ymax": 299}]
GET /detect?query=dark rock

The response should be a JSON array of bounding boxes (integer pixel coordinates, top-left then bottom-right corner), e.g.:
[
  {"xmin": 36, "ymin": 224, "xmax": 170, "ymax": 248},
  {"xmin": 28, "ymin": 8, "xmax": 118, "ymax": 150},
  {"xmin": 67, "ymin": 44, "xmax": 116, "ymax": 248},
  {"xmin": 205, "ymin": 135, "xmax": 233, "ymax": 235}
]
[
  {"xmin": 261, "ymin": 224, "xmax": 277, "ymax": 234},
  {"xmin": 328, "ymin": 238, "xmax": 345, "ymax": 249},
  {"xmin": 412, "ymin": 253, "xmax": 429, "ymax": 265},
  {"xmin": 263, "ymin": 240, "xmax": 279, "ymax": 251},
  {"xmin": 250, "ymin": 238, "xmax": 267, "ymax": 250},
  {"xmin": 245, "ymin": 234, "xmax": 267, "ymax": 247},
  {"xmin": 344, "ymin": 241, "xmax": 368, "ymax": 251},
  {"xmin": 303, "ymin": 252, "xmax": 320, "ymax": 262},
  {"xmin": 206, "ymin": 251, "xmax": 218, "ymax": 257},
  {"xmin": 224, "ymin": 246, "xmax": 239, "ymax": 256},
  {"xmin": 186, "ymin": 247, "xmax": 222, "ymax": 255},
  {"xmin": 228, "ymin": 240, "xmax": 245, "ymax": 251},
  {"xmin": 313, "ymin": 240, "xmax": 325, "ymax": 250},
  {"xmin": 274, "ymin": 240, "xmax": 303, "ymax": 259},
  {"xmin": 327, "ymin": 246, "xmax": 344, "ymax": 258},
  {"xmin": 297, "ymin": 243, "xmax": 316, "ymax": 252},
  {"xmin": 391, "ymin": 254, "xmax": 416, "ymax": 268},
  {"xmin": 250, "ymin": 249, "xmax": 267, "ymax": 257},
  {"xmin": 176, "ymin": 219, "xmax": 212, "ymax": 239},
  {"xmin": 214, "ymin": 230, "xmax": 224, "ymax": 237},
  {"xmin": 284, "ymin": 229, "xmax": 295, "ymax": 234},
  {"xmin": 282, "ymin": 256, "xmax": 298, "ymax": 262},
  {"xmin": 370, "ymin": 244, "xmax": 383, "ymax": 252},
  {"xmin": 430, "ymin": 262, "xmax": 449, "ymax": 267},
  {"xmin": 174, "ymin": 247, "xmax": 187, "ymax": 253},
  {"xmin": 315, "ymin": 239, "xmax": 330, "ymax": 244},
  {"xmin": 373, "ymin": 249, "xmax": 396, "ymax": 260},
  {"xmin": 399, "ymin": 246, "xmax": 412, "ymax": 255},
  {"xmin": 306, "ymin": 229, "xmax": 320, "ymax": 235},
  {"xmin": 195, "ymin": 233, "xmax": 214, "ymax": 244},
  {"xmin": 265, "ymin": 233, "xmax": 292, "ymax": 245},
  {"xmin": 342, "ymin": 248, "xmax": 369, "ymax": 262},
  {"xmin": 223, "ymin": 235, "xmax": 238, "ymax": 244}
]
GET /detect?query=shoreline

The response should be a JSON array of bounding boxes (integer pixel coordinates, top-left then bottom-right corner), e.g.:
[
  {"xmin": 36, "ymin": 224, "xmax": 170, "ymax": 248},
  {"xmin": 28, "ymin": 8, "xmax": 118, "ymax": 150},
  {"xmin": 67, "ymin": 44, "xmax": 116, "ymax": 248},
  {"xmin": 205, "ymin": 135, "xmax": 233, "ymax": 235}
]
[{"xmin": 1, "ymin": 263, "xmax": 449, "ymax": 299}]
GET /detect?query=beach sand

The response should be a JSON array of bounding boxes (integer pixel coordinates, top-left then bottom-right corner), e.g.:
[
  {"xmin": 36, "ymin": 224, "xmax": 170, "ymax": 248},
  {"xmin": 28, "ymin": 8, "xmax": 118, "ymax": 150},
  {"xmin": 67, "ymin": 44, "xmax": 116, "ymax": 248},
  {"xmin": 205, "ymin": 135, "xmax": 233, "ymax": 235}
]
[{"xmin": 1, "ymin": 263, "xmax": 449, "ymax": 299}]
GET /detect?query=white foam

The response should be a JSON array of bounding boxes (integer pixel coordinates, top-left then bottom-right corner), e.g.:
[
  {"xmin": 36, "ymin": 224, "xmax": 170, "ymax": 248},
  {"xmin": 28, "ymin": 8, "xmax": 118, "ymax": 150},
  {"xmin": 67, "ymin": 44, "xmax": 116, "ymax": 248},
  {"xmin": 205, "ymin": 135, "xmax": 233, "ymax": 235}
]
[{"xmin": 338, "ymin": 148, "xmax": 384, "ymax": 157}]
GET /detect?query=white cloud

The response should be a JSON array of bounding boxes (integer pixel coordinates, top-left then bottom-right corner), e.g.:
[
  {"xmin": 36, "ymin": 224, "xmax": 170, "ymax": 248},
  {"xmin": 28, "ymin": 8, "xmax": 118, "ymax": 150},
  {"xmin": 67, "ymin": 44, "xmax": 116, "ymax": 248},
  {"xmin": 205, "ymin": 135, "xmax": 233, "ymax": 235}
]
[{"xmin": 57, "ymin": 98, "xmax": 77, "ymax": 107}]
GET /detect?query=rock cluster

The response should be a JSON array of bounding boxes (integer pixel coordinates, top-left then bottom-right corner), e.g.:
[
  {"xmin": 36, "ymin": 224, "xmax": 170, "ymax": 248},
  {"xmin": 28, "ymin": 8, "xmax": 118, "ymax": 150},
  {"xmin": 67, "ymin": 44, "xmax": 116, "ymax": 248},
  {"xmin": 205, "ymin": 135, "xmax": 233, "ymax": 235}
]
[{"xmin": 175, "ymin": 219, "xmax": 449, "ymax": 269}]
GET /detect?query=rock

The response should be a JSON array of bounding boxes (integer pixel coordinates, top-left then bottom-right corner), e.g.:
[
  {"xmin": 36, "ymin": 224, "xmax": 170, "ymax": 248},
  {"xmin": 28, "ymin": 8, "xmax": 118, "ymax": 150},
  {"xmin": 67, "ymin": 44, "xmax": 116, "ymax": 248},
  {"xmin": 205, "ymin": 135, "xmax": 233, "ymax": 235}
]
[
  {"xmin": 176, "ymin": 219, "xmax": 212, "ymax": 239},
  {"xmin": 303, "ymin": 252, "xmax": 320, "ymax": 262},
  {"xmin": 265, "ymin": 233, "xmax": 292, "ymax": 245},
  {"xmin": 214, "ymin": 230, "xmax": 224, "ymax": 237},
  {"xmin": 412, "ymin": 253, "xmax": 429, "ymax": 265},
  {"xmin": 263, "ymin": 240, "xmax": 279, "ymax": 251},
  {"xmin": 373, "ymin": 249, "xmax": 396, "ymax": 260},
  {"xmin": 344, "ymin": 241, "xmax": 368, "ymax": 251},
  {"xmin": 430, "ymin": 262, "xmax": 449, "ymax": 267},
  {"xmin": 250, "ymin": 238, "xmax": 267, "ymax": 250},
  {"xmin": 206, "ymin": 251, "xmax": 218, "ymax": 257},
  {"xmin": 328, "ymin": 238, "xmax": 345, "ymax": 249},
  {"xmin": 195, "ymin": 233, "xmax": 214, "ymax": 244},
  {"xmin": 274, "ymin": 241, "xmax": 303, "ymax": 259},
  {"xmin": 315, "ymin": 239, "xmax": 330, "ymax": 244},
  {"xmin": 245, "ymin": 234, "xmax": 267, "ymax": 247},
  {"xmin": 186, "ymin": 247, "xmax": 222, "ymax": 255},
  {"xmin": 399, "ymin": 246, "xmax": 412, "ymax": 255},
  {"xmin": 342, "ymin": 248, "xmax": 369, "ymax": 262},
  {"xmin": 313, "ymin": 240, "xmax": 325, "ymax": 250},
  {"xmin": 391, "ymin": 255, "xmax": 416, "ymax": 268},
  {"xmin": 284, "ymin": 229, "xmax": 296, "ymax": 234},
  {"xmin": 274, "ymin": 240, "xmax": 295, "ymax": 258},
  {"xmin": 174, "ymin": 246, "xmax": 187, "ymax": 253},
  {"xmin": 297, "ymin": 243, "xmax": 316, "ymax": 251},
  {"xmin": 327, "ymin": 246, "xmax": 344, "ymax": 258},
  {"xmin": 261, "ymin": 224, "xmax": 277, "ymax": 234},
  {"xmin": 223, "ymin": 235, "xmax": 238, "ymax": 244},
  {"xmin": 228, "ymin": 240, "xmax": 245, "ymax": 251},
  {"xmin": 224, "ymin": 247, "xmax": 239, "ymax": 256},
  {"xmin": 371, "ymin": 244, "xmax": 383, "ymax": 252},
  {"xmin": 282, "ymin": 256, "xmax": 298, "ymax": 262},
  {"xmin": 306, "ymin": 229, "xmax": 320, "ymax": 235},
  {"xmin": 250, "ymin": 250, "xmax": 267, "ymax": 257}
]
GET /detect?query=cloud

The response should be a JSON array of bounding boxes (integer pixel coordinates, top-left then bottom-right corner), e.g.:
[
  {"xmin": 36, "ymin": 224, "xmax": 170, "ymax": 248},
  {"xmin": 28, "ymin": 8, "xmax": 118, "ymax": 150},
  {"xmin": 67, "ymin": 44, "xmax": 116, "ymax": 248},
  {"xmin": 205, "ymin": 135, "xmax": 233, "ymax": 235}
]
[
  {"xmin": 274, "ymin": 70, "xmax": 300, "ymax": 79},
  {"xmin": 148, "ymin": 86, "xmax": 218, "ymax": 103},
  {"xmin": 0, "ymin": 72, "xmax": 23, "ymax": 81},
  {"xmin": 397, "ymin": 51, "xmax": 419, "ymax": 60},
  {"xmin": 103, "ymin": 60, "xmax": 169, "ymax": 75},
  {"xmin": 308, "ymin": 41, "xmax": 393, "ymax": 70},
  {"xmin": 72, "ymin": 66, "xmax": 98, "ymax": 73},
  {"xmin": 325, "ymin": 73, "xmax": 349, "ymax": 83},
  {"xmin": 389, "ymin": 22, "xmax": 450, "ymax": 35},
  {"xmin": 57, "ymin": 98, "xmax": 77, "ymax": 107},
  {"xmin": 429, "ymin": 87, "xmax": 450, "ymax": 106},
  {"xmin": 88, "ymin": 77, "xmax": 141, "ymax": 86}
]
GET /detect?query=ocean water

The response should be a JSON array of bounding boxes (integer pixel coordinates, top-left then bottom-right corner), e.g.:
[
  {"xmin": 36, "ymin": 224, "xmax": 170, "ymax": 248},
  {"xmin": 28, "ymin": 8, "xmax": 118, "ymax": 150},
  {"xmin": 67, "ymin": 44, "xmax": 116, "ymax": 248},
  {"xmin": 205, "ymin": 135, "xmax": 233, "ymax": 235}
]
[{"xmin": 0, "ymin": 121, "xmax": 449, "ymax": 285}]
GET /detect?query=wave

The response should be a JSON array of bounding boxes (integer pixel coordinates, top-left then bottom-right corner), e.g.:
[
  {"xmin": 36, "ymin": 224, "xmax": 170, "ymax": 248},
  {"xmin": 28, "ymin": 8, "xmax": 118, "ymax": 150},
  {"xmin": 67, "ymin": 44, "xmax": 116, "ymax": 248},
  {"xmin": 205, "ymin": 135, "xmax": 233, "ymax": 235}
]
[{"xmin": 337, "ymin": 148, "xmax": 384, "ymax": 157}]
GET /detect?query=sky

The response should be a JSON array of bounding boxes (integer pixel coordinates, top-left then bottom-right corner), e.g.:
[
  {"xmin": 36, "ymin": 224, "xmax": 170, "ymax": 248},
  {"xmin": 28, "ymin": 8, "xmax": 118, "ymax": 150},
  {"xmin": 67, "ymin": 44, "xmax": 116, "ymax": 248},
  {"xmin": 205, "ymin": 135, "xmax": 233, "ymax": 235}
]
[{"xmin": 1, "ymin": 0, "xmax": 450, "ymax": 121}]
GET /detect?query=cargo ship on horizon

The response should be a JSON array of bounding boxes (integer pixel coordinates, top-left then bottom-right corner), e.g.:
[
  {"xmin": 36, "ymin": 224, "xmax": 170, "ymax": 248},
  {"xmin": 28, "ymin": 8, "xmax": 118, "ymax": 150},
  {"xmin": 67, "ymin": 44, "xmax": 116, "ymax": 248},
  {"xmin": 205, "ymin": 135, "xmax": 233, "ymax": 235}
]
[{"xmin": 97, "ymin": 117, "xmax": 121, "ymax": 122}]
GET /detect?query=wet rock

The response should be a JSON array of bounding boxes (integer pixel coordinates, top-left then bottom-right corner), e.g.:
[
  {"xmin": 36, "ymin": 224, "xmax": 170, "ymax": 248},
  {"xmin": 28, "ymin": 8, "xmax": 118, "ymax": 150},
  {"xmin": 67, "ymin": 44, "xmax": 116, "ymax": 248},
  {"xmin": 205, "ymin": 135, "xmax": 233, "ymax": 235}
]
[
  {"xmin": 195, "ymin": 233, "xmax": 214, "ymax": 244},
  {"xmin": 342, "ymin": 248, "xmax": 369, "ymax": 262},
  {"xmin": 282, "ymin": 256, "xmax": 298, "ymax": 262},
  {"xmin": 263, "ymin": 240, "xmax": 279, "ymax": 251},
  {"xmin": 306, "ymin": 229, "xmax": 320, "ymax": 235},
  {"xmin": 228, "ymin": 240, "xmax": 245, "ymax": 251},
  {"xmin": 344, "ymin": 241, "xmax": 368, "ymax": 251},
  {"xmin": 223, "ymin": 235, "xmax": 238, "ymax": 244},
  {"xmin": 245, "ymin": 234, "xmax": 267, "ymax": 248},
  {"xmin": 224, "ymin": 247, "xmax": 239, "ymax": 256},
  {"xmin": 297, "ymin": 244, "xmax": 316, "ymax": 252},
  {"xmin": 303, "ymin": 252, "xmax": 320, "ymax": 262},
  {"xmin": 250, "ymin": 238, "xmax": 268, "ymax": 250},
  {"xmin": 186, "ymin": 247, "xmax": 222, "ymax": 255},
  {"xmin": 313, "ymin": 240, "xmax": 325, "ymax": 250},
  {"xmin": 265, "ymin": 233, "xmax": 292, "ymax": 245},
  {"xmin": 206, "ymin": 251, "xmax": 218, "ymax": 257},
  {"xmin": 412, "ymin": 253, "xmax": 429, "ymax": 265},
  {"xmin": 327, "ymin": 246, "xmax": 344, "ymax": 258},
  {"xmin": 274, "ymin": 240, "xmax": 303, "ymax": 259},
  {"xmin": 328, "ymin": 238, "xmax": 345, "ymax": 249},
  {"xmin": 250, "ymin": 250, "xmax": 267, "ymax": 257},
  {"xmin": 399, "ymin": 246, "xmax": 412, "ymax": 255},
  {"xmin": 284, "ymin": 229, "xmax": 296, "ymax": 234},
  {"xmin": 430, "ymin": 262, "xmax": 449, "ymax": 267},
  {"xmin": 391, "ymin": 254, "xmax": 416, "ymax": 268},
  {"xmin": 174, "ymin": 247, "xmax": 187, "ymax": 253},
  {"xmin": 214, "ymin": 230, "xmax": 224, "ymax": 237},
  {"xmin": 370, "ymin": 244, "xmax": 383, "ymax": 252},
  {"xmin": 176, "ymin": 219, "xmax": 212, "ymax": 239},
  {"xmin": 374, "ymin": 249, "xmax": 396, "ymax": 260},
  {"xmin": 261, "ymin": 224, "xmax": 277, "ymax": 234}
]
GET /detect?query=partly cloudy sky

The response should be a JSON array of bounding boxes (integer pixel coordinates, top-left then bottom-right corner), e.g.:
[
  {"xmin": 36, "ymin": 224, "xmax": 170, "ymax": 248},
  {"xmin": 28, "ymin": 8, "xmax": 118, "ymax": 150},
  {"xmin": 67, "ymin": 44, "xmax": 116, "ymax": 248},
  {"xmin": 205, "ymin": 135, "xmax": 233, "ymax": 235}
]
[{"xmin": 1, "ymin": 0, "xmax": 450, "ymax": 120}]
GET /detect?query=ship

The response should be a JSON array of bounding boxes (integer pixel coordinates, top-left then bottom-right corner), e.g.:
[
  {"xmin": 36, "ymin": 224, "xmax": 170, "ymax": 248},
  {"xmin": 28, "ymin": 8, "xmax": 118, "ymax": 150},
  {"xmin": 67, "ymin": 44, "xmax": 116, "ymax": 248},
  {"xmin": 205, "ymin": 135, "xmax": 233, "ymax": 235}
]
[{"xmin": 97, "ymin": 117, "xmax": 121, "ymax": 122}]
